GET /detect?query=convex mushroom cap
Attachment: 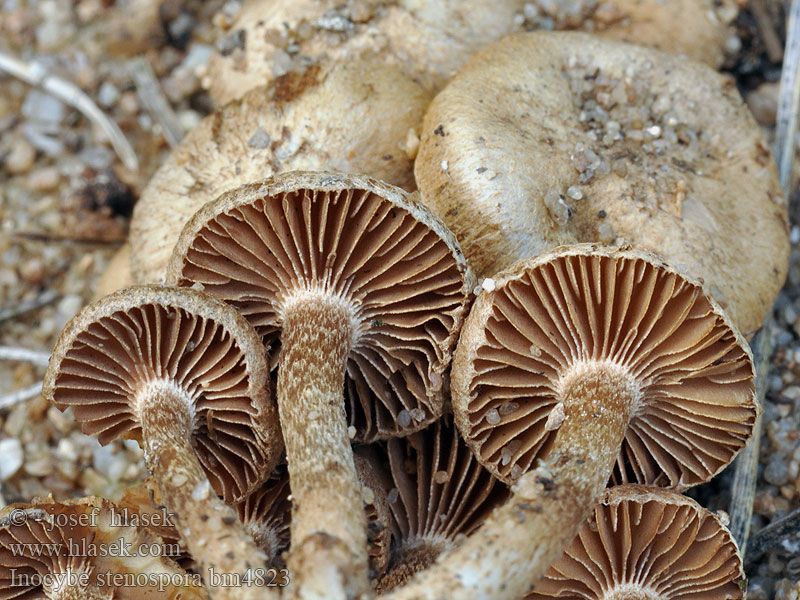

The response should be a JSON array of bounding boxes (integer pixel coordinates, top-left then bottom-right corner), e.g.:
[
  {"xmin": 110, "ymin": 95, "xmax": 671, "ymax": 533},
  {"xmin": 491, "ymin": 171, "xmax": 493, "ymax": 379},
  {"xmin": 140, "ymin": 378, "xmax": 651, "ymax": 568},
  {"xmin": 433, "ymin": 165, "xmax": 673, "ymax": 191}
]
[
  {"xmin": 208, "ymin": 0, "xmax": 736, "ymax": 106},
  {"xmin": 0, "ymin": 497, "xmax": 205, "ymax": 600},
  {"xmin": 415, "ymin": 31, "xmax": 789, "ymax": 337},
  {"xmin": 130, "ymin": 59, "xmax": 430, "ymax": 284},
  {"xmin": 527, "ymin": 485, "xmax": 745, "ymax": 599}
]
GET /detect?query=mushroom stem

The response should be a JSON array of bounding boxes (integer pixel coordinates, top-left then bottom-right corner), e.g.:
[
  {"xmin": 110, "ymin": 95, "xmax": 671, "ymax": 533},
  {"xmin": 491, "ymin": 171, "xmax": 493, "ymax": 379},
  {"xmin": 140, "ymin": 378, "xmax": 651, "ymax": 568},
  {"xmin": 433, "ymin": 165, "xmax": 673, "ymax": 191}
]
[
  {"xmin": 277, "ymin": 295, "xmax": 369, "ymax": 598},
  {"xmin": 382, "ymin": 363, "xmax": 636, "ymax": 600},
  {"xmin": 140, "ymin": 382, "xmax": 276, "ymax": 600}
]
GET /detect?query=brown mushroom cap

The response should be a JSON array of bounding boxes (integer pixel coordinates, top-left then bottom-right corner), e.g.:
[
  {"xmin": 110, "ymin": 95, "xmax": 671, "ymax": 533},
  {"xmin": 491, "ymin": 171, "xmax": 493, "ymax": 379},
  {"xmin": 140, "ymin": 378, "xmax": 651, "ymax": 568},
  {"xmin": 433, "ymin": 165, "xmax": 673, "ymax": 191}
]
[
  {"xmin": 415, "ymin": 31, "xmax": 789, "ymax": 337},
  {"xmin": 167, "ymin": 171, "xmax": 475, "ymax": 442},
  {"xmin": 0, "ymin": 497, "xmax": 205, "ymax": 600},
  {"xmin": 453, "ymin": 244, "xmax": 757, "ymax": 490},
  {"xmin": 527, "ymin": 484, "xmax": 745, "ymax": 599},
  {"xmin": 130, "ymin": 59, "xmax": 431, "ymax": 284},
  {"xmin": 43, "ymin": 285, "xmax": 281, "ymax": 503},
  {"xmin": 371, "ymin": 414, "xmax": 509, "ymax": 592}
]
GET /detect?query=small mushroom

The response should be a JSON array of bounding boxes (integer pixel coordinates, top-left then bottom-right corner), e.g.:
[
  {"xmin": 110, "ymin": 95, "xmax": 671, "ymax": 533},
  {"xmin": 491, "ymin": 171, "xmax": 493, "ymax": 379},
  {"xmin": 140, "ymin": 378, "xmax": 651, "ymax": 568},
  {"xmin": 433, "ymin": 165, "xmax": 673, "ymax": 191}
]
[
  {"xmin": 379, "ymin": 245, "xmax": 756, "ymax": 600},
  {"xmin": 43, "ymin": 285, "xmax": 283, "ymax": 600},
  {"xmin": 0, "ymin": 497, "xmax": 206, "ymax": 600},
  {"xmin": 371, "ymin": 414, "xmax": 509, "ymax": 593},
  {"xmin": 167, "ymin": 171, "xmax": 474, "ymax": 596},
  {"xmin": 415, "ymin": 31, "xmax": 789, "ymax": 337},
  {"xmin": 129, "ymin": 59, "xmax": 431, "ymax": 284},
  {"xmin": 527, "ymin": 485, "xmax": 745, "ymax": 599}
]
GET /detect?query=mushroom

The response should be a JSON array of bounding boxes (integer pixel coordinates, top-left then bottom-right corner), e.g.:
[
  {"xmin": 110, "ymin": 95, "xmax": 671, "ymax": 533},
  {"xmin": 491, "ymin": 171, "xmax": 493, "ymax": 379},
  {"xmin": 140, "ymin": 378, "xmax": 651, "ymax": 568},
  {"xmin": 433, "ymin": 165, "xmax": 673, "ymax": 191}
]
[
  {"xmin": 527, "ymin": 485, "xmax": 745, "ymax": 599},
  {"xmin": 370, "ymin": 414, "xmax": 509, "ymax": 592},
  {"xmin": 167, "ymin": 171, "xmax": 474, "ymax": 596},
  {"xmin": 0, "ymin": 497, "xmax": 206, "ymax": 599},
  {"xmin": 129, "ymin": 59, "xmax": 431, "ymax": 284},
  {"xmin": 415, "ymin": 30, "xmax": 789, "ymax": 337},
  {"xmin": 207, "ymin": 0, "xmax": 736, "ymax": 107},
  {"xmin": 379, "ymin": 244, "xmax": 757, "ymax": 600},
  {"xmin": 42, "ymin": 285, "xmax": 283, "ymax": 600}
]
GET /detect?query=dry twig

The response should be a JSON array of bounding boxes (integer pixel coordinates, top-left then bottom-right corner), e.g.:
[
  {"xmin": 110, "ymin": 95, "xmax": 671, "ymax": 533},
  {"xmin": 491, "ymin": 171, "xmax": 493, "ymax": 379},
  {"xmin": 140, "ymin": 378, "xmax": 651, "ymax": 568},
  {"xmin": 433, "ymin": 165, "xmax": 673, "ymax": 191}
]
[
  {"xmin": 0, "ymin": 50, "xmax": 139, "ymax": 171},
  {"xmin": 128, "ymin": 56, "xmax": 184, "ymax": 148},
  {"xmin": 0, "ymin": 290, "xmax": 59, "ymax": 323},
  {"xmin": 730, "ymin": 0, "xmax": 800, "ymax": 556}
]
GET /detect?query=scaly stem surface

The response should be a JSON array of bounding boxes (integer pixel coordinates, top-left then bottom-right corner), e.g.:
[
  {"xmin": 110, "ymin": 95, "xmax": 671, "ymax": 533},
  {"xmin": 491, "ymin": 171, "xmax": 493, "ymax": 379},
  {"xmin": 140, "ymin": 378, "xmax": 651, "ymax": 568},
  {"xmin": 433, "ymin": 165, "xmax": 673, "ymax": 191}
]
[
  {"xmin": 140, "ymin": 382, "xmax": 275, "ymax": 600},
  {"xmin": 381, "ymin": 362, "xmax": 638, "ymax": 600},
  {"xmin": 278, "ymin": 295, "xmax": 368, "ymax": 599}
]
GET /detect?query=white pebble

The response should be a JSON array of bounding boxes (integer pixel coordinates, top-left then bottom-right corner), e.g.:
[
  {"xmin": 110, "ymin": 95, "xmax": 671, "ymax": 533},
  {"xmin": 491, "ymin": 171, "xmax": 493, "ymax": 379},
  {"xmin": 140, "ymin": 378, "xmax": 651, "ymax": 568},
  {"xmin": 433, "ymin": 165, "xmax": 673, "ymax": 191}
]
[
  {"xmin": 441, "ymin": 160, "xmax": 448, "ymax": 172},
  {"xmin": 646, "ymin": 125, "xmax": 662, "ymax": 138},
  {"xmin": 0, "ymin": 439, "xmax": 24, "ymax": 481},
  {"xmin": 348, "ymin": 426, "xmax": 357, "ymax": 439},
  {"xmin": 192, "ymin": 480, "xmax": 211, "ymax": 500},
  {"xmin": 4, "ymin": 139, "xmax": 36, "ymax": 175},
  {"xmin": 485, "ymin": 408, "xmax": 501, "ymax": 425},
  {"xmin": 397, "ymin": 410, "xmax": 412, "ymax": 428},
  {"xmin": 566, "ymin": 186, "xmax": 583, "ymax": 200},
  {"xmin": 97, "ymin": 81, "xmax": 120, "ymax": 107},
  {"xmin": 481, "ymin": 278, "xmax": 496, "ymax": 292},
  {"xmin": 409, "ymin": 408, "xmax": 426, "ymax": 422}
]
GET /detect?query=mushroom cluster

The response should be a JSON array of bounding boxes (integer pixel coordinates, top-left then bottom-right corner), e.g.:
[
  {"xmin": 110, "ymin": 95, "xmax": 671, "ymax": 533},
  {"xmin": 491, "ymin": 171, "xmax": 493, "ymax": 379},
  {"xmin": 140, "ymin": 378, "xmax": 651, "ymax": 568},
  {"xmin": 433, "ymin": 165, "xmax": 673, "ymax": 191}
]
[{"xmin": 30, "ymin": 3, "xmax": 791, "ymax": 600}]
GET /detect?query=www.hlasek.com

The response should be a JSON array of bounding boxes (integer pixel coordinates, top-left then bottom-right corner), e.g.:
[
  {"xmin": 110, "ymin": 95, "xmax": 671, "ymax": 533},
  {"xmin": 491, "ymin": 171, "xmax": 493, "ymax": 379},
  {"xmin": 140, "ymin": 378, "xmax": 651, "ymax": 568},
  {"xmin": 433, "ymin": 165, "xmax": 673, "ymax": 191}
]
[{"xmin": 9, "ymin": 568, "xmax": 290, "ymax": 591}]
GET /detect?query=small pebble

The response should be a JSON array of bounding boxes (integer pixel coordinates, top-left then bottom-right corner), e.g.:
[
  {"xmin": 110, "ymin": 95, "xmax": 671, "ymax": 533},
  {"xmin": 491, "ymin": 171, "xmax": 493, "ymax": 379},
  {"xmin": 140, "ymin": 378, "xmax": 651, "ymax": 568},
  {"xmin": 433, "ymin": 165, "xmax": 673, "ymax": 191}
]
[
  {"xmin": 26, "ymin": 167, "xmax": 60, "ymax": 192},
  {"xmin": 97, "ymin": 81, "xmax": 120, "ymax": 108},
  {"xmin": 5, "ymin": 138, "xmax": 36, "ymax": 174},
  {"xmin": 0, "ymin": 438, "xmax": 24, "ymax": 480}
]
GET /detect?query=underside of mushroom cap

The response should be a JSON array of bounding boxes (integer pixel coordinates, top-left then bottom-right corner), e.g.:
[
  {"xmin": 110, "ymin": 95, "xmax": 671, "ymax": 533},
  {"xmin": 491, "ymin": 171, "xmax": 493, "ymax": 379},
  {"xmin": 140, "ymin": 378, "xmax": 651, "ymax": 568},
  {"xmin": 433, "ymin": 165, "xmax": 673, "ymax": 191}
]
[
  {"xmin": 0, "ymin": 498, "xmax": 205, "ymax": 600},
  {"xmin": 235, "ymin": 465, "xmax": 293, "ymax": 568},
  {"xmin": 370, "ymin": 414, "xmax": 509, "ymax": 592},
  {"xmin": 415, "ymin": 30, "xmax": 789, "ymax": 337},
  {"xmin": 43, "ymin": 285, "xmax": 281, "ymax": 503},
  {"xmin": 527, "ymin": 484, "xmax": 745, "ymax": 599},
  {"xmin": 452, "ymin": 244, "xmax": 757, "ymax": 490},
  {"xmin": 130, "ymin": 58, "xmax": 431, "ymax": 284},
  {"xmin": 168, "ymin": 171, "xmax": 475, "ymax": 442}
]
